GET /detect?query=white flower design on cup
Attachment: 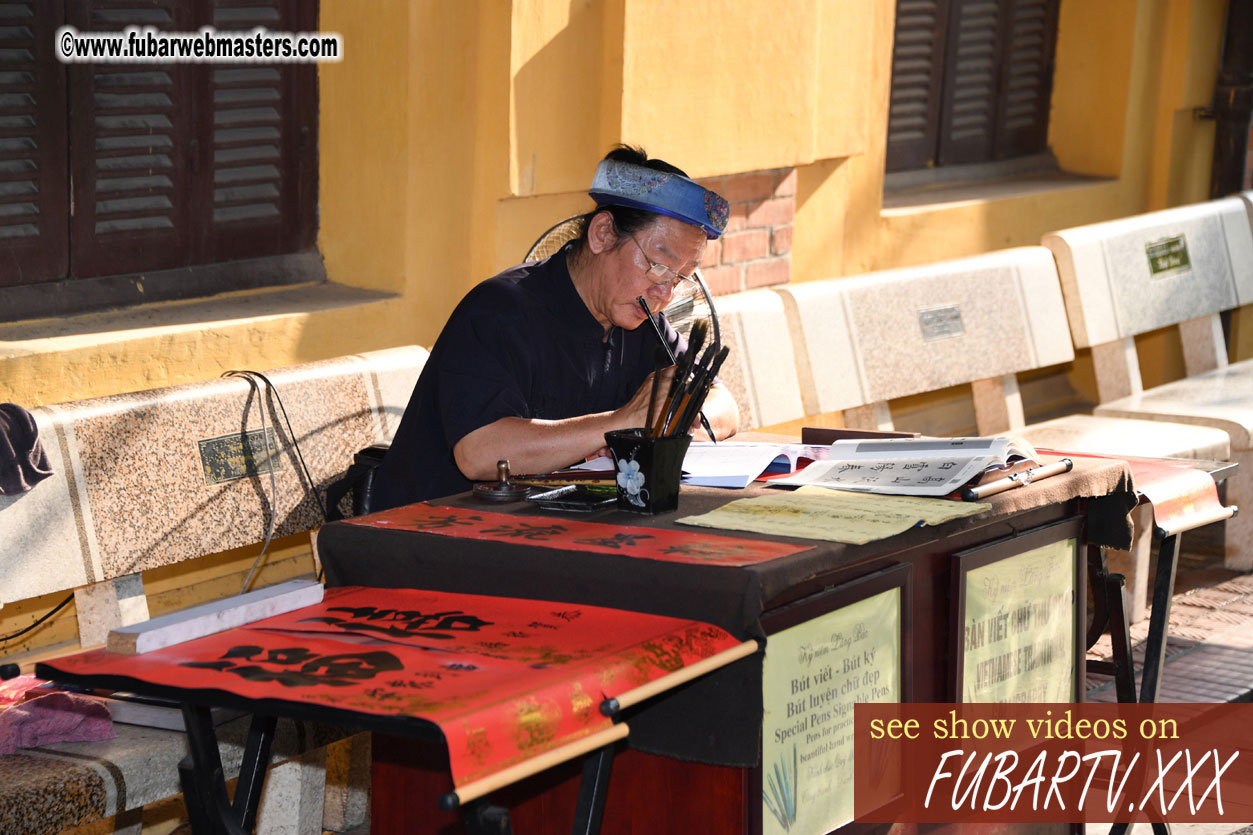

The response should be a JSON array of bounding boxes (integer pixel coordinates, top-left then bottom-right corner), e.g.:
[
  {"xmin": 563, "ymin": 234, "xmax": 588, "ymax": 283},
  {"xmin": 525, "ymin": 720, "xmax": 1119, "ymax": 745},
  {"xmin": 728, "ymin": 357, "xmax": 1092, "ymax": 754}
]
[{"xmin": 616, "ymin": 457, "xmax": 647, "ymax": 507}]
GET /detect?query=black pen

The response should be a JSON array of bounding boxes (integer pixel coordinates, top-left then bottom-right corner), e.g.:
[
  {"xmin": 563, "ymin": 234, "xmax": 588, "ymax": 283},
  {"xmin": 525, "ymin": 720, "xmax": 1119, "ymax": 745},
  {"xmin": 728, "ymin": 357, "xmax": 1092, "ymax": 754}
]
[{"xmin": 637, "ymin": 297, "xmax": 718, "ymax": 442}]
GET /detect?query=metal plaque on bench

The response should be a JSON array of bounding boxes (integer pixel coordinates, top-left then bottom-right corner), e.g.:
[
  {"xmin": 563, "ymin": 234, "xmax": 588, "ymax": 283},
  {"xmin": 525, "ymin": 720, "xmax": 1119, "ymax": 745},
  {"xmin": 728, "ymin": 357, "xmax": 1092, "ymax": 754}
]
[
  {"xmin": 917, "ymin": 303, "xmax": 965, "ymax": 341},
  {"xmin": 1145, "ymin": 234, "xmax": 1191, "ymax": 278},
  {"xmin": 198, "ymin": 428, "xmax": 283, "ymax": 484}
]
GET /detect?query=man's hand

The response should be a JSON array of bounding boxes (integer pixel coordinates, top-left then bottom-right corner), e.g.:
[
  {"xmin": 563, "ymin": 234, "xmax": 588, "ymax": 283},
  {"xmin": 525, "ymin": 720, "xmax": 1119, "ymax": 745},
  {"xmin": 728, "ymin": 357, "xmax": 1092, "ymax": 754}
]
[{"xmin": 616, "ymin": 365, "xmax": 677, "ymax": 432}]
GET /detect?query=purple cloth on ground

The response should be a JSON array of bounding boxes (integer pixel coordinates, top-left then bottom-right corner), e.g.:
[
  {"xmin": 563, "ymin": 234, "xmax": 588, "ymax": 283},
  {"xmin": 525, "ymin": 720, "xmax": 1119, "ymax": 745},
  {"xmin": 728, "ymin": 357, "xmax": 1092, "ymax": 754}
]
[
  {"xmin": 0, "ymin": 403, "xmax": 53, "ymax": 495},
  {"xmin": 0, "ymin": 692, "xmax": 114, "ymax": 755}
]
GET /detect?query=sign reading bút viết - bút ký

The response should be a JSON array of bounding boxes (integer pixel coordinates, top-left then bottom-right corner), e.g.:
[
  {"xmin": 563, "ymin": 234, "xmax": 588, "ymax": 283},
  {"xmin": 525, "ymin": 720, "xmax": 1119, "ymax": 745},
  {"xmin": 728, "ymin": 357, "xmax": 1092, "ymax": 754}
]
[{"xmin": 761, "ymin": 587, "xmax": 902, "ymax": 835}]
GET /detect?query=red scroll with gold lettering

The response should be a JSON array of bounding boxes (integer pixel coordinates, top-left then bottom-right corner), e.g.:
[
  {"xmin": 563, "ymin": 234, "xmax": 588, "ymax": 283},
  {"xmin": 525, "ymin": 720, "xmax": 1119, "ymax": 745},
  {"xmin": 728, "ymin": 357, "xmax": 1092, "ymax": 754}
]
[
  {"xmin": 345, "ymin": 502, "xmax": 808, "ymax": 566},
  {"xmin": 1039, "ymin": 451, "xmax": 1226, "ymax": 534},
  {"xmin": 39, "ymin": 587, "xmax": 742, "ymax": 786}
]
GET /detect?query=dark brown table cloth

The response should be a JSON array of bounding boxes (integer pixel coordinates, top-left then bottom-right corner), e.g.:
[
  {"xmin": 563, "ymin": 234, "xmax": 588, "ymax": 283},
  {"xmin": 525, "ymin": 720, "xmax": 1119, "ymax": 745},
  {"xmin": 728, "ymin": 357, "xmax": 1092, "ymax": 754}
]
[{"xmin": 318, "ymin": 455, "xmax": 1133, "ymax": 637}]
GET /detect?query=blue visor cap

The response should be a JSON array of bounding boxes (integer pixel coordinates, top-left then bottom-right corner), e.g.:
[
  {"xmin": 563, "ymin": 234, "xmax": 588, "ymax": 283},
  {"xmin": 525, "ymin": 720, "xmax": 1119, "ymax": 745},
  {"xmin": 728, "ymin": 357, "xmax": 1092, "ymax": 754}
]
[{"xmin": 588, "ymin": 159, "xmax": 729, "ymax": 239}]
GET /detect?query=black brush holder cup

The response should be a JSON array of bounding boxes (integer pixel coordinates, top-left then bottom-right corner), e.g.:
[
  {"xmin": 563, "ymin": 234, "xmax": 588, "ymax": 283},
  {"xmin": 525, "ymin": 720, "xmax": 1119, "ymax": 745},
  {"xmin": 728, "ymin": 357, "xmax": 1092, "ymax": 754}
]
[{"xmin": 604, "ymin": 428, "xmax": 691, "ymax": 514}]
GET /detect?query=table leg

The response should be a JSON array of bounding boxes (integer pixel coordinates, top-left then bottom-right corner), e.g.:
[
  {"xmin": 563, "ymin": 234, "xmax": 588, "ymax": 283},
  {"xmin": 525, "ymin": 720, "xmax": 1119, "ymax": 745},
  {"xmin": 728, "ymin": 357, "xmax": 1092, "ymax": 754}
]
[
  {"xmin": 231, "ymin": 713, "xmax": 278, "ymax": 831},
  {"xmin": 570, "ymin": 743, "xmax": 615, "ymax": 835},
  {"xmin": 179, "ymin": 706, "xmax": 276, "ymax": 835},
  {"xmin": 1086, "ymin": 547, "xmax": 1138, "ymax": 703},
  {"xmin": 1103, "ymin": 570, "xmax": 1138, "ymax": 705},
  {"xmin": 1087, "ymin": 546, "xmax": 1113, "ymax": 650},
  {"xmin": 1138, "ymin": 533, "xmax": 1182, "ymax": 704},
  {"xmin": 1103, "ymin": 535, "xmax": 1183, "ymax": 835}
]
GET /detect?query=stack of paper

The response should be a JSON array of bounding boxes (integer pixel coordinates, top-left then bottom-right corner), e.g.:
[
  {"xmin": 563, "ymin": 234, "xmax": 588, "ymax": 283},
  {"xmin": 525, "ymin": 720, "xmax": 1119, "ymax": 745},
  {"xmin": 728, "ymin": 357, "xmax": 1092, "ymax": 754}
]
[{"xmin": 680, "ymin": 442, "xmax": 825, "ymax": 488}]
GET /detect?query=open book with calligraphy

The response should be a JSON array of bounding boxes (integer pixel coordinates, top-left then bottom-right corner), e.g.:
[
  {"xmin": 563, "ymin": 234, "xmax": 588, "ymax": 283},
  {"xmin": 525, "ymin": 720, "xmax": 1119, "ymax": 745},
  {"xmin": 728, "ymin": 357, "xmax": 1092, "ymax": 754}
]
[{"xmin": 768, "ymin": 436, "xmax": 1039, "ymax": 497}]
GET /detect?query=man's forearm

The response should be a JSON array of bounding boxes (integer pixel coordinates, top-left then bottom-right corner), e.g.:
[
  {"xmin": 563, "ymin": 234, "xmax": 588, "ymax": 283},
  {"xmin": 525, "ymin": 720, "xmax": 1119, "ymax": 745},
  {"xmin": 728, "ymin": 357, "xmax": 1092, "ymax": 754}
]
[
  {"xmin": 453, "ymin": 382, "xmax": 740, "ymax": 482},
  {"xmin": 453, "ymin": 413, "xmax": 625, "ymax": 481}
]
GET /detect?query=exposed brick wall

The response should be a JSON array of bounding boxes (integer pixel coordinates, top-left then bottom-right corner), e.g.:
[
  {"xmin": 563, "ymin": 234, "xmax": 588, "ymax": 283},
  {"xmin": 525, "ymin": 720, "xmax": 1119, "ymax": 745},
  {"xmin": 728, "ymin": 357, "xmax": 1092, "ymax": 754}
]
[{"xmin": 696, "ymin": 168, "xmax": 794, "ymax": 295}]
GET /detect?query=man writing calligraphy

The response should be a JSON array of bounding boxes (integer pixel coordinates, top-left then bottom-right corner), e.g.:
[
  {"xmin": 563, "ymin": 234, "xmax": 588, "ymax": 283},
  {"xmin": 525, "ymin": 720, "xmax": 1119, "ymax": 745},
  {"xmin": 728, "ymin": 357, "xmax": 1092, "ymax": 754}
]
[{"xmin": 372, "ymin": 146, "xmax": 740, "ymax": 509}]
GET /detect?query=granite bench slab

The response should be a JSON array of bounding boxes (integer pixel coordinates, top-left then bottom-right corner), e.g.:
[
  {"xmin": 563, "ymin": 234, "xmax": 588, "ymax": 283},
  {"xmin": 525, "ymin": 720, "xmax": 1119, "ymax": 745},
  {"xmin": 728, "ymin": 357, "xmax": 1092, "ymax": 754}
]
[
  {"xmin": 1095, "ymin": 362, "xmax": 1253, "ymax": 448},
  {"xmin": 1021, "ymin": 413, "xmax": 1231, "ymax": 461},
  {"xmin": 0, "ymin": 716, "xmax": 348, "ymax": 835},
  {"xmin": 0, "ymin": 346, "xmax": 428, "ymax": 608}
]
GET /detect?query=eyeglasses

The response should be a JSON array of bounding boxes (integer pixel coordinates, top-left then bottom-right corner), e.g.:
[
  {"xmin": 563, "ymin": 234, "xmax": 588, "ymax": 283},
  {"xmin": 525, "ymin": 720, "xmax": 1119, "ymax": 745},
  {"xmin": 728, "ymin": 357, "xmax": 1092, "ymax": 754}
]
[{"xmin": 629, "ymin": 236, "xmax": 698, "ymax": 298}]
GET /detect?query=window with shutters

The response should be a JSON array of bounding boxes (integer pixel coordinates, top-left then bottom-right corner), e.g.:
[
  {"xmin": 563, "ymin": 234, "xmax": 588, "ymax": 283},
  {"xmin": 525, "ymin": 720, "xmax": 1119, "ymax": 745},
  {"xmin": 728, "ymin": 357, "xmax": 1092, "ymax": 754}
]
[
  {"xmin": 0, "ymin": 0, "xmax": 317, "ymax": 316},
  {"xmin": 886, "ymin": 0, "xmax": 1060, "ymax": 173}
]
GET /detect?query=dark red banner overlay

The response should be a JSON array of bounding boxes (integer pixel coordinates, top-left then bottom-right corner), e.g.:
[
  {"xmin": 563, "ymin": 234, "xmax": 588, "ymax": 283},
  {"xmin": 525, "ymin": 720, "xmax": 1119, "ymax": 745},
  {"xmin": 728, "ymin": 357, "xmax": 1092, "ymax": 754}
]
[
  {"xmin": 41, "ymin": 587, "xmax": 741, "ymax": 786},
  {"xmin": 1039, "ymin": 450, "xmax": 1224, "ymax": 534},
  {"xmin": 854, "ymin": 703, "xmax": 1253, "ymax": 823},
  {"xmin": 346, "ymin": 502, "xmax": 809, "ymax": 565}
]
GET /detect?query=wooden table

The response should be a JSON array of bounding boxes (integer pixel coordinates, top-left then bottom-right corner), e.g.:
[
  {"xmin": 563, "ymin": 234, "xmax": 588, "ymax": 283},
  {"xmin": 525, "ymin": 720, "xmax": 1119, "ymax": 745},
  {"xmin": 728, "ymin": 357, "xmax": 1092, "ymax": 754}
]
[{"xmin": 313, "ymin": 456, "xmax": 1136, "ymax": 835}]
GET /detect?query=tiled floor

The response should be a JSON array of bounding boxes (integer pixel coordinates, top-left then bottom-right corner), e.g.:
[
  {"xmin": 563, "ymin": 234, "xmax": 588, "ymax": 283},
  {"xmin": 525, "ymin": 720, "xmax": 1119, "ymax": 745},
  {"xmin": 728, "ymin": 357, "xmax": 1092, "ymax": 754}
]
[
  {"xmin": 1084, "ymin": 544, "xmax": 1253, "ymax": 832},
  {"xmin": 1086, "ymin": 550, "xmax": 1253, "ymax": 705}
]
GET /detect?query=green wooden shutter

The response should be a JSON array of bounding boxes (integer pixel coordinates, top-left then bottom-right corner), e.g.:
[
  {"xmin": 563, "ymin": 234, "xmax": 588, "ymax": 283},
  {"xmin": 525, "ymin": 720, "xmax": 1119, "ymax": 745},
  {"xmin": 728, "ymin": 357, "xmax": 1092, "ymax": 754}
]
[
  {"xmin": 993, "ymin": 0, "xmax": 1058, "ymax": 160},
  {"xmin": 202, "ymin": 0, "xmax": 316, "ymax": 263},
  {"xmin": 936, "ymin": 0, "xmax": 1002, "ymax": 166},
  {"xmin": 67, "ymin": 0, "xmax": 195, "ymax": 278},
  {"xmin": 887, "ymin": 0, "xmax": 1058, "ymax": 172},
  {"xmin": 0, "ymin": 0, "xmax": 68, "ymax": 287},
  {"xmin": 886, "ymin": 0, "xmax": 950, "ymax": 172},
  {"xmin": 66, "ymin": 0, "xmax": 316, "ymax": 279}
]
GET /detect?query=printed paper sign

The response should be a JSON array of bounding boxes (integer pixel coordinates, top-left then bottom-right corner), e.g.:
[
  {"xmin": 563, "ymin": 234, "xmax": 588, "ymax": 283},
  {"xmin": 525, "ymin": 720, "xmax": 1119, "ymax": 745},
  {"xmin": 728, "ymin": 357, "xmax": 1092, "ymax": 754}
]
[
  {"xmin": 961, "ymin": 538, "xmax": 1076, "ymax": 703},
  {"xmin": 761, "ymin": 588, "xmax": 901, "ymax": 834}
]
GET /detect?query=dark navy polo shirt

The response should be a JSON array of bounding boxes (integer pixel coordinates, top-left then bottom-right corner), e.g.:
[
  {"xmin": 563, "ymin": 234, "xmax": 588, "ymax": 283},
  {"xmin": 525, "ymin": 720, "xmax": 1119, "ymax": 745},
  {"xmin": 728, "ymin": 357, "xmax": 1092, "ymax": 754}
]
[{"xmin": 372, "ymin": 250, "xmax": 683, "ymax": 509}]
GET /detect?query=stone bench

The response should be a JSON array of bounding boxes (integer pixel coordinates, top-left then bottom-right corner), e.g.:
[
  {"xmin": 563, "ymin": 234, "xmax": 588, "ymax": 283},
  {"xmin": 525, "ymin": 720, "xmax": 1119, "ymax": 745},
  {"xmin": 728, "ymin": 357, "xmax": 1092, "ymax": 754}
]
[
  {"xmin": 711, "ymin": 288, "xmax": 807, "ymax": 431},
  {"xmin": 0, "ymin": 345, "xmax": 428, "ymax": 834},
  {"xmin": 1044, "ymin": 196, "xmax": 1253, "ymax": 570},
  {"xmin": 0, "ymin": 715, "xmax": 361, "ymax": 835},
  {"xmin": 772, "ymin": 246, "xmax": 1230, "ymax": 619}
]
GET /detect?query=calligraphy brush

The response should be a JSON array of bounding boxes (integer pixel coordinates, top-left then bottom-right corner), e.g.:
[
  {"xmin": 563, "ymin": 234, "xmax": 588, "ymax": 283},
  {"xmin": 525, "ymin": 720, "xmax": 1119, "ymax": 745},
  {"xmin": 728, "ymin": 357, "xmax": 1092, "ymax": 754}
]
[
  {"xmin": 638, "ymin": 298, "xmax": 717, "ymax": 441},
  {"xmin": 638, "ymin": 295, "xmax": 677, "ymax": 365},
  {"xmin": 639, "ymin": 296, "xmax": 682, "ymax": 437},
  {"xmin": 665, "ymin": 346, "xmax": 712, "ymax": 438},
  {"xmin": 646, "ymin": 347, "xmax": 665, "ymax": 437},
  {"xmin": 662, "ymin": 335, "xmax": 719, "ymax": 438},
  {"xmin": 679, "ymin": 320, "xmax": 718, "ymax": 441},
  {"xmin": 671, "ymin": 343, "xmax": 728, "ymax": 438},
  {"xmin": 659, "ymin": 329, "xmax": 702, "ymax": 436}
]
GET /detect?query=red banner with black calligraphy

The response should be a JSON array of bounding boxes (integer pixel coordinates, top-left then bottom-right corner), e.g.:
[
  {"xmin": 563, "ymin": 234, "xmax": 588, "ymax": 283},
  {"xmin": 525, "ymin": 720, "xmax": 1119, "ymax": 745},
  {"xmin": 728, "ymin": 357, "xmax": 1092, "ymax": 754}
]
[
  {"xmin": 40, "ymin": 587, "xmax": 742, "ymax": 786},
  {"xmin": 1038, "ymin": 451, "xmax": 1225, "ymax": 534},
  {"xmin": 345, "ymin": 502, "xmax": 808, "ymax": 565}
]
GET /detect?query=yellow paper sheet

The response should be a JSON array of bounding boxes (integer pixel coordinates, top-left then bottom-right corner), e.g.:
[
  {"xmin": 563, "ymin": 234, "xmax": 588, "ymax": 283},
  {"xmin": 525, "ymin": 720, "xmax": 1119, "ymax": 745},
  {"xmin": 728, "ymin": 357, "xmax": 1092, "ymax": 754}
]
[{"xmin": 677, "ymin": 485, "xmax": 990, "ymax": 544}]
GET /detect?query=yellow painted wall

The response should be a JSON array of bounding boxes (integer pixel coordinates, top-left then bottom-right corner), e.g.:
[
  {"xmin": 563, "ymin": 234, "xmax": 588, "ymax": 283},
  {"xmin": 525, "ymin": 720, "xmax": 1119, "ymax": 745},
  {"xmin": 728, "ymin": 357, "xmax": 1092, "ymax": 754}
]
[
  {"xmin": 801, "ymin": 0, "xmax": 1231, "ymax": 283},
  {"xmin": 316, "ymin": 0, "xmax": 412, "ymax": 297},
  {"xmin": 509, "ymin": 0, "xmax": 623, "ymax": 197},
  {"xmin": 618, "ymin": 0, "xmax": 869, "ymax": 178},
  {"xmin": 1049, "ymin": 0, "xmax": 1139, "ymax": 179},
  {"xmin": 0, "ymin": 0, "xmax": 1236, "ymax": 410}
]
